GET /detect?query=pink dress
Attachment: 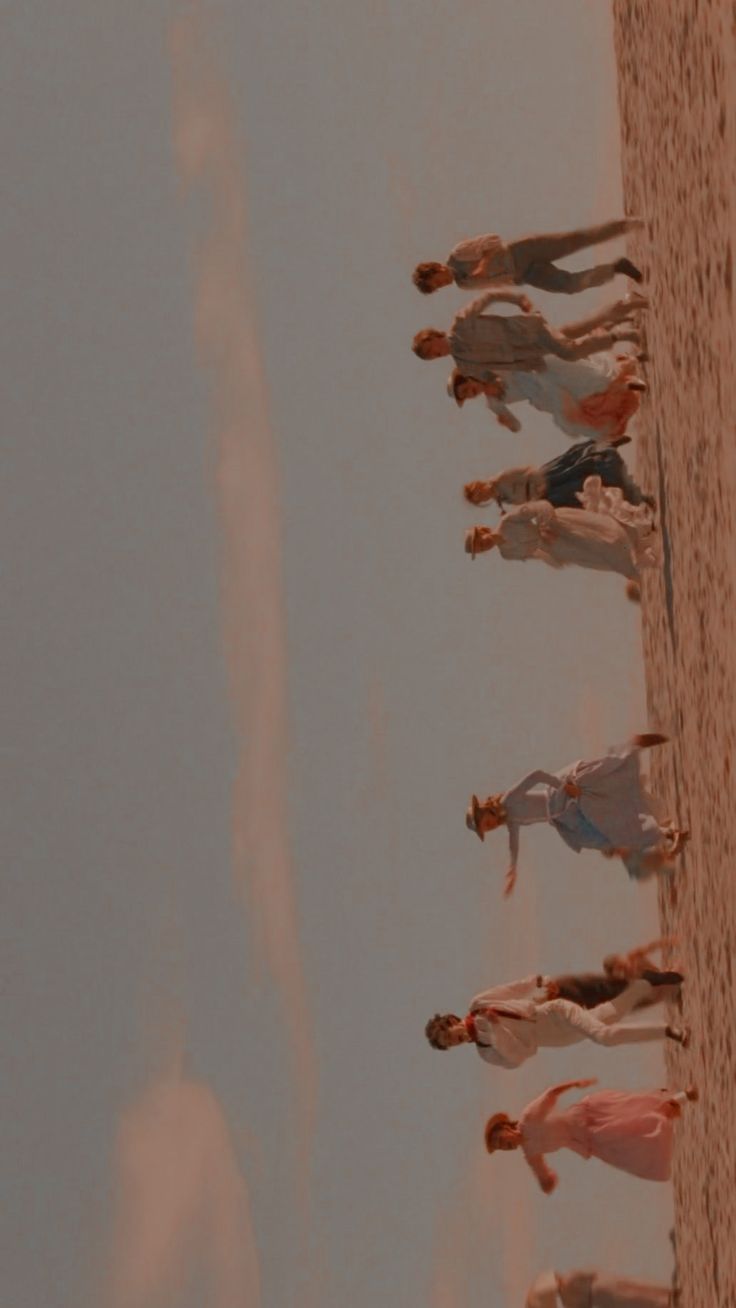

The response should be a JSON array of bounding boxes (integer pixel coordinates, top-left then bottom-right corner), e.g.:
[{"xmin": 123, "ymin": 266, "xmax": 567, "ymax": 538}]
[{"xmin": 519, "ymin": 1086, "xmax": 677, "ymax": 1184}]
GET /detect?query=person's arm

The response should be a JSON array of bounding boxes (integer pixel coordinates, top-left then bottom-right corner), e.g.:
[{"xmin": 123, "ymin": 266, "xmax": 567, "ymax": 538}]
[
  {"xmin": 450, "ymin": 234, "xmax": 514, "ymax": 286},
  {"xmin": 460, "ymin": 289, "xmax": 533, "ymax": 320},
  {"xmin": 503, "ymin": 768, "xmax": 564, "ymax": 808},
  {"xmin": 485, "ymin": 395, "xmax": 523, "ymax": 432},
  {"xmin": 472, "ymin": 975, "xmax": 542, "ymax": 1005},
  {"xmin": 524, "ymin": 1152, "xmax": 559, "ymax": 1195},
  {"xmin": 504, "ymin": 821, "xmax": 520, "ymax": 897},
  {"xmin": 524, "ymin": 1079, "xmax": 598, "ymax": 1124},
  {"xmin": 515, "ymin": 499, "xmax": 556, "ymax": 529}
]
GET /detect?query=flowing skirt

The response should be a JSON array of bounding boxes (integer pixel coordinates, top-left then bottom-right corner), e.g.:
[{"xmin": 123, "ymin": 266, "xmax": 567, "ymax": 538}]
[
  {"xmin": 566, "ymin": 1090, "xmax": 676, "ymax": 1180},
  {"xmin": 548, "ymin": 741, "xmax": 670, "ymax": 855},
  {"xmin": 506, "ymin": 356, "xmax": 640, "ymax": 442},
  {"xmin": 541, "ymin": 443, "xmax": 646, "ymax": 509}
]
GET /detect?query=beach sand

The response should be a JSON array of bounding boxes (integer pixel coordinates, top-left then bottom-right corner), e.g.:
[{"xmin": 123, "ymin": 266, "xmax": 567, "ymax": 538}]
[{"xmin": 614, "ymin": 3, "xmax": 736, "ymax": 1305}]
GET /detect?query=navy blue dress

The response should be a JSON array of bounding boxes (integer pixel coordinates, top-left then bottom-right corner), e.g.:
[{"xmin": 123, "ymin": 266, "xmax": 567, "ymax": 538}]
[{"xmin": 539, "ymin": 441, "xmax": 650, "ymax": 510}]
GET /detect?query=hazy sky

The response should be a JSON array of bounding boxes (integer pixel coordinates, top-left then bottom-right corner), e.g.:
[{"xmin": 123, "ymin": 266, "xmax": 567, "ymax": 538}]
[{"xmin": 5, "ymin": 3, "xmax": 675, "ymax": 1305}]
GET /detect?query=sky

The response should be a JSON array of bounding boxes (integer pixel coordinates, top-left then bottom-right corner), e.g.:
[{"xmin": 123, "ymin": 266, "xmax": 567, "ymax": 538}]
[{"xmin": 4, "ymin": 2, "xmax": 676, "ymax": 1305}]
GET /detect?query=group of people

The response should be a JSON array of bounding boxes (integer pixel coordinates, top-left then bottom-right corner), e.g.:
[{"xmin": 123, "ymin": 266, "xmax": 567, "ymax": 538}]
[
  {"xmin": 412, "ymin": 220, "xmax": 692, "ymax": 1307},
  {"xmin": 413, "ymin": 217, "xmax": 663, "ymax": 595}
]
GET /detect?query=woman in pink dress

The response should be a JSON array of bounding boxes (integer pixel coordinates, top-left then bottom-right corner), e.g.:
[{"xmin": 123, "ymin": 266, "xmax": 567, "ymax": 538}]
[{"xmin": 484, "ymin": 1078, "xmax": 698, "ymax": 1193}]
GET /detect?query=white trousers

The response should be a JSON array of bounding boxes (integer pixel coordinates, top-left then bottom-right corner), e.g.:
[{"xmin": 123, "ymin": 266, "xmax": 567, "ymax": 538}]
[{"xmin": 536, "ymin": 979, "xmax": 668, "ymax": 1048}]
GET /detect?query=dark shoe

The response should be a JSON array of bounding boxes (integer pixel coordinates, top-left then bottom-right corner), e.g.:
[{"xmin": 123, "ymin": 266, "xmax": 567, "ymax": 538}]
[
  {"xmin": 642, "ymin": 967, "xmax": 684, "ymax": 987},
  {"xmin": 615, "ymin": 256, "xmax": 643, "ymax": 283},
  {"xmin": 632, "ymin": 732, "xmax": 669, "ymax": 749}
]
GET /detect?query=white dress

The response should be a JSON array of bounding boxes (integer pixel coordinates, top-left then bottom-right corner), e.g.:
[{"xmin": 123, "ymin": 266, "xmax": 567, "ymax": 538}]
[
  {"xmin": 486, "ymin": 354, "xmax": 639, "ymax": 441},
  {"xmin": 501, "ymin": 742, "xmax": 673, "ymax": 877},
  {"xmin": 526, "ymin": 1268, "xmax": 672, "ymax": 1308},
  {"xmin": 495, "ymin": 490, "xmax": 659, "ymax": 581}
]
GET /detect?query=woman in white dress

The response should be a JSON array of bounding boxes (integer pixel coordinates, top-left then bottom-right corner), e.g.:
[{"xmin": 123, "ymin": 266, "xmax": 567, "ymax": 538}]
[
  {"xmin": 448, "ymin": 295, "xmax": 646, "ymax": 442},
  {"xmin": 525, "ymin": 1266, "xmax": 675, "ymax": 1308},
  {"xmin": 465, "ymin": 734, "xmax": 689, "ymax": 897},
  {"xmin": 464, "ymin": 478, "xmax": 660, "ymax": 582}
]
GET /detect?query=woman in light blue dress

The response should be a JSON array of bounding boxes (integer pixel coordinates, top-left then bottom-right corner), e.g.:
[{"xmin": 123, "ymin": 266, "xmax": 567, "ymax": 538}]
[{"xmin": 465, "ymin": 735, "xmax": 689, "ymax": 896}]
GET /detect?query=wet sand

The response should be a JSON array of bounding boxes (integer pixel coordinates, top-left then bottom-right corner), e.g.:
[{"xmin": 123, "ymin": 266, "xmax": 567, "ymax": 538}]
[{"xmin": 614, "ymin": 3, "xmax": 736, "ymax": 1305}]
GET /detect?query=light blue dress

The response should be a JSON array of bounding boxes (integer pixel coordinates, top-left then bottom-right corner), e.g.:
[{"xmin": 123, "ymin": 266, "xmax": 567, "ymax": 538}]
[{"xmin": 501, "ymin": 742, "xmax": 671, "ymax": 878}]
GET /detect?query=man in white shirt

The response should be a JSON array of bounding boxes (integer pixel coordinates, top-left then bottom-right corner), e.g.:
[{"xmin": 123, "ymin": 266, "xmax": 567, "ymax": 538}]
[
  {"xmin": 412, "ymin": 289, "xmax": 640, "ymax": 380},
  {"xmin": 424, "ymin": 969, "xmax": 686, "ymax": 1069},
  {"xmin": 412, "ymin": 217, "xmax": 643, "ymax": 296},
  {"xmin": 526, "ymin": 1266, "xmax": 675, "ymax": 1308}
]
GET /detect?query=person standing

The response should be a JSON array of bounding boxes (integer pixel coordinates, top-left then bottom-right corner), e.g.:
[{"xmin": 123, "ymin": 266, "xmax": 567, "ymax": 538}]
[
  {"xmin": 424, "ymin": 969, "xmax": 686, "ymax": 1069},
  {"xmin": 463, "ymin": 440, "xmax": 653, "ymax": 512},
  {"xmin": 412, "ymin": 290, "xmax": 641, "ymax": 380},
  {"xmin": 413, "ymin": 217, "xmax": 643, "ymax": 295},
  {"xmin": 464, "ymin": 735, "xmax": 689, "ymax": 896},
  {"xmin": 483, "ymin": 1078, "xmax": 698, "ymax": 1191}
]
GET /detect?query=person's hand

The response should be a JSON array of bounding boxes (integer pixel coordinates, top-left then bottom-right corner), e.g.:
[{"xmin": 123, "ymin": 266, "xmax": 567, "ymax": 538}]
[
  {"xmin": 564, "ymin": 780, "xmax": 582, "ymax": 798},
  {"xmin": 503, "ymin": 867, "xmax": 517, "ymax": 898},
  {"xmin": 540, "ymin": 1170, "xmax": 558, "ymax": 1194},
  {"xmin": 519, "ymin": 294, "xmax": 533, "ymax": 313},
  {"xmin": 574, "ymin": 1078, "xmax": 598, "ymax": 1089},
  {"xmin": 497, "ymin": 412, "xmax": 521, "ymax": 433}
]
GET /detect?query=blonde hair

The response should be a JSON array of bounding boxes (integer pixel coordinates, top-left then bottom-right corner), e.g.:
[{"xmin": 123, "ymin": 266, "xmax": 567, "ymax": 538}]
[
  {"xmin": 464, "ymin": 479, "xmax": 497, "ymax": 506},
  {"xmin": 412, "ymin": 261, "xmax": 449, "ymax": 294},
  {"xmin": 412, "ymin": 327, "xmax": 446, "ymax": 359}
]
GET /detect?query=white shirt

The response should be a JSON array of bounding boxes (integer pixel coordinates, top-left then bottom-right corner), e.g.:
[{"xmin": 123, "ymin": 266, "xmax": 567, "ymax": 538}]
[{"xmin": 469, "ymin": 974, "xmax": 550, "ymax": 1069}]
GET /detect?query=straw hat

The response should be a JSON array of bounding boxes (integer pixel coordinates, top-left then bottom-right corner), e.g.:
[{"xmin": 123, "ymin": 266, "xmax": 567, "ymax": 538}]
[
  {"xmin": 465, "ymin": 794, "xmax": 485, "ymax": 840},
  {"xmin": 483, "ymin": 1112, "xmax": 511, "ymax": 1153}
]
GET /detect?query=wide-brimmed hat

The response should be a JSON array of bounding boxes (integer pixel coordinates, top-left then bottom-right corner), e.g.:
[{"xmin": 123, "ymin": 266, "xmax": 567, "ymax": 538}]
[
  {"xmin": 524, "ymin": 1270, "xmax": 559, "ymax": 1308},
  {"xmin": 465, "ymin": 794, "xmax": 485, "ymax": 840},
  {"xmin": 483, "ymin": 1111, "xmax": 511, "ymax": 1153}
]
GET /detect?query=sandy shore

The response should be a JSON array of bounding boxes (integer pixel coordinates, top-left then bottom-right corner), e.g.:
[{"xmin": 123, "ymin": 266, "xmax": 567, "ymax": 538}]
[{"xmin": 614, "ymin": 3, "xmax": 736, "ymax": 1305}]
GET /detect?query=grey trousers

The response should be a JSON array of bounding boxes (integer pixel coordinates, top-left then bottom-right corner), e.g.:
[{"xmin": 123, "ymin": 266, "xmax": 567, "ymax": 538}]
[{"xmin": 511, "ymin": 218, "xmax": 633, "ymax": 294}]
